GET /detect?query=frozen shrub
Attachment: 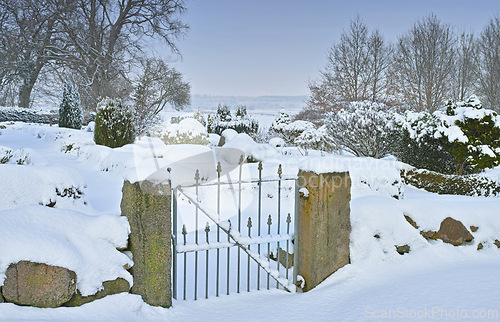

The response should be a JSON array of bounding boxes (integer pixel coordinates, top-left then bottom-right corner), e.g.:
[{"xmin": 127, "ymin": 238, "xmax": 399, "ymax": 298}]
[
  {"xmin": 325, "ymin": 101, "xmax": 392, "ymax": 158},
  {"xmin": 208, "ymin": 104, "xmax": 232, "ymax": 134},
  {"xmin": 268, "ymin": 108, "xmax": 291, "ymax": 137},
  {"xmin": 58, "ymin": 83, "xmax": 83, "ymax": 129},
  {"xmin": 295, "ymin": 125, "xmax": 337, "ymax": 155},
  {"xmin": 171, "ymin": 110, "xmax": 205, "ymax": 126},
  {"xmin": 94, "ymin": 98, "xmax": 136, "ymax": 148},
  {"xmin": 282, "ymin": 120, "xmax": 315, "ymax": 144},
  {"xmin": 390, "ymin": 111, "xmax": 456, "ymax": 174},
  {"xmin": 208, "ymin": 104, "xmax": 259, "ymax": 135},
  {"xmin": 193, "ymin": 110, "xmax": 206, "ymax": 126},
  {"xmin": 0, "ymin": 148, "xmax": 31, "ymax": 165},
  {"xmin": 437, "ymin": 95, "xmax": 500, "ymax": 174}
]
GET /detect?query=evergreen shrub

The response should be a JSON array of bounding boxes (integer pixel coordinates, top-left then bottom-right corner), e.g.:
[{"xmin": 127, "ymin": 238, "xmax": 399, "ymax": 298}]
[
  {"xmin": 58, "ymin": 83, "xmax": 83, "ymax": 129},
  {"xmin": 94, "ymin": 98, "xmax": 136, "ymax": 148}
]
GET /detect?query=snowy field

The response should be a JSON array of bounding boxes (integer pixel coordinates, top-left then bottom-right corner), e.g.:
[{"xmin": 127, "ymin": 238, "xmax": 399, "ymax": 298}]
[{"xmin": 1, "ymin": 121, "xmax": 500, "ymax": 321}]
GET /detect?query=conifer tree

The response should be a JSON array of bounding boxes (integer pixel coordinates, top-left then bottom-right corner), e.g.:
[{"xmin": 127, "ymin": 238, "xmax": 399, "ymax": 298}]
[{"xmin": 58, "ymin": 83, "xmax": 82, "ymax": 129}]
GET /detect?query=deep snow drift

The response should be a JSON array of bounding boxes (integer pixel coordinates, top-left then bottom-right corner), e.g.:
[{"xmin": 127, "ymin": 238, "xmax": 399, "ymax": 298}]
[{"xmin": 0, "ymin": 122, "xmax": 499, "ymax": 321}]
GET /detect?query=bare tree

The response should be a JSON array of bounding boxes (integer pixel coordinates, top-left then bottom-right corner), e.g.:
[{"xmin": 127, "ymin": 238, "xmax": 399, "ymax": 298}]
[
  {"xmin": 132, "ymin": 58, "xmax": 190, "ymax": 134},
  {"xmin": 367, "ymin": 30, "xmax": 393, "ymax": 102},
  {"xmin": 308, "ymin": 16, "xmax": 392, "ymax": 114},
  {"xmin": 326, "ymin": 16, "xmax": 370, "ymax": 102},
  {"xmin": 56, "ymin": 0, "xmax": 188, "ymax": 111},
  {"xmin": 392, "ymin": 14, "xmax": 456, "ymax": 112},
  {"xmin": 0, "ymin": 0, "xmax": 66, "ymax": 107},
  {"xmin": 452, "ymin": 32, "xmax": 476, "ymax": 101},
  {"xmin": 476, "ymin": 16, "xmax": 500, "ymax": 110}
]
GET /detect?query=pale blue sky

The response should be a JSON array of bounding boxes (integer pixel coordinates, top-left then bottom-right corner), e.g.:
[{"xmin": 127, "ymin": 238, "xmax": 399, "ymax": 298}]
[{"xmin": 167, "ymin": 0, "xmax": 499, "ymax": 97}]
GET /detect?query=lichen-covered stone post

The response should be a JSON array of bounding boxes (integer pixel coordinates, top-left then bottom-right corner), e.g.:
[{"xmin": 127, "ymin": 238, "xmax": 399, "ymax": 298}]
[
  {"xmin": 296, "ymin": 170, "xmax": 351, "ymax": 292},
  {"xmin": 121, "ymin": 180, "xmax": 172, "ymax": 307}
]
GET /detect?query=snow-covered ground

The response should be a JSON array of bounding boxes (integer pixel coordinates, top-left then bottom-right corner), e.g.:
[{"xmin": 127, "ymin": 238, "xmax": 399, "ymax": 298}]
[{"xmin": 1, "ymin": 121, "xmax": 500, "ymax": 321}]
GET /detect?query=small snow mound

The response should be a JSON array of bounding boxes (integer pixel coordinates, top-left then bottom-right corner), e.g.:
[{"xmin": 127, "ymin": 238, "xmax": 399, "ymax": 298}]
[
  {"xmin": 224, "ymin": 133, "xmax": 277, "ymax": 161},
  {"xmin": 0, "ymin": 164, "xmax": 87, "ymax": 211},
  {"xmin": 208, "ymin": 133, "xmax": 221, "ymax": 146},
  {"xmin": 85, "ymin": 121, "xmax": 95, "ymax": 132},
  {"xmin": 220, "ymin": 128, "xmax": 238, "ymax": 142},
  {"xmin": 176, "ymin": 118, "xmax": 207, "ymax": 136}
]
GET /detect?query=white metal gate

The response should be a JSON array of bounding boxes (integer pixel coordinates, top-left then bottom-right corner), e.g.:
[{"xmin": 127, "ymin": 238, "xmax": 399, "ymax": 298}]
[{"xmin": 171, "ymin": 160, "xmax": 298, "ymax": 300}]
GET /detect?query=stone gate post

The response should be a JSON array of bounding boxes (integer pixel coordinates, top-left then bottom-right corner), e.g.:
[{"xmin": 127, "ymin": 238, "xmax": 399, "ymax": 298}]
[
  {"xmin": 296, "ymin": 170, "xmax": 351, "ymax": 292},
  {"xmin": 120, "ymin": 180, "xmax": 172, "ymax": 307}
]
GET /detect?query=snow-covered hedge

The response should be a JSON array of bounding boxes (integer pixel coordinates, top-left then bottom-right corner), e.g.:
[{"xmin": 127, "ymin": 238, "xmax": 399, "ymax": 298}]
[
  {"xmin": 402, "ymin": 168, "xmax": 500, "ymax": 197},
  {"xmin": 0, "ymin": 164, "xmax": 87, "ymax": 210},
  {"xmin": 0, "ymin": 106, "xmax": 58, "ymax": 124},
  {"xmin": 154, "ymin": 118, "xmax": 210, "ymax": 145}
]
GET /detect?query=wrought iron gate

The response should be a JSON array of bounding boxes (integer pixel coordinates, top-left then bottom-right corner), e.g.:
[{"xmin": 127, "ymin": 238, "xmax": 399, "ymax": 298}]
[{"xmin": 171, "ymin": 160, "xmax": 298, "ymax": 301}]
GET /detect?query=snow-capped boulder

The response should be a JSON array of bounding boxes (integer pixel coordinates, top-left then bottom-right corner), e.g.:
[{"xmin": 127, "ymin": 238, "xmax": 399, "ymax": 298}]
[
  {"xmin": 437, "ymin": 217, "xmax": 474, "ymax": 246},
  {"xmin": 2, "ymin": 261, "xmax": 77, "ymax": 308}
]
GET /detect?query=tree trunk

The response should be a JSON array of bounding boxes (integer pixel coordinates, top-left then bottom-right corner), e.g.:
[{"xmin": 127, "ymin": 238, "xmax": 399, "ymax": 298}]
[{"xmin": 18, "ymin": 82, "xmax": 34, "ymax": 108}]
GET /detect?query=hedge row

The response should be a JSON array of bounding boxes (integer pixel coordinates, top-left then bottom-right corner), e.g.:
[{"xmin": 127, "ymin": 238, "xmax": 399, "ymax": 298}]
[
  {"xmin": 401, "ymin": 168, "xmax": 500, "ymax": 197},
  {"xmin": 0, "ymin": 108, "xmax": 58, "ymax": 125}
]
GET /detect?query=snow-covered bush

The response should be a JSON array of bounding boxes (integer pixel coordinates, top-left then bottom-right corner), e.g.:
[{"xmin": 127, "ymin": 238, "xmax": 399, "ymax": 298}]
[
  {"xmin": 437, "ymin": 95, "xmax": 500, "ymax": 174},
  {"xmin": 268, "ymin": 108, "xmax": 291, "ymax": 137},
  {"xmin": 58, "ymin": 83, "xmax": 83, "ymax": 129},
  {"xmin": 208, "ymin": 104, "xmax": 259, "ymax": 135},
  {"xmin": 230, "ymin": 105, "xmax": 259, "ymax": 134},
  {"xmin": 220, "ymin": 128, "xmax": 238, "ymax": 144},
  {"xmin": 155, "ymin": 118, "xmax": 209, "ymax": 145},
  {"xmin": 294, "ymin": 125, "xmax": 337, "ymax": 155},
  {"xmin": 0, "ymin": 147, "xmax": 31, "ymax": 165},
  {"xmin": 390, "ymin": 111, "xmax": 456, "ymax": 174},
  {"xmin": 193, "ymin": 110, "xmax": 206, "ymax": 126},
  {"xmin": 325, "ymin": 101, "xmax": 392, "ymax": 158},
  {"xmin": 94, "ymin": 98, "xmax": 136, "ymax": 148},
  {"xmin": 281, "ymin": 120, "xmax": 315, "ymax": 144}
]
